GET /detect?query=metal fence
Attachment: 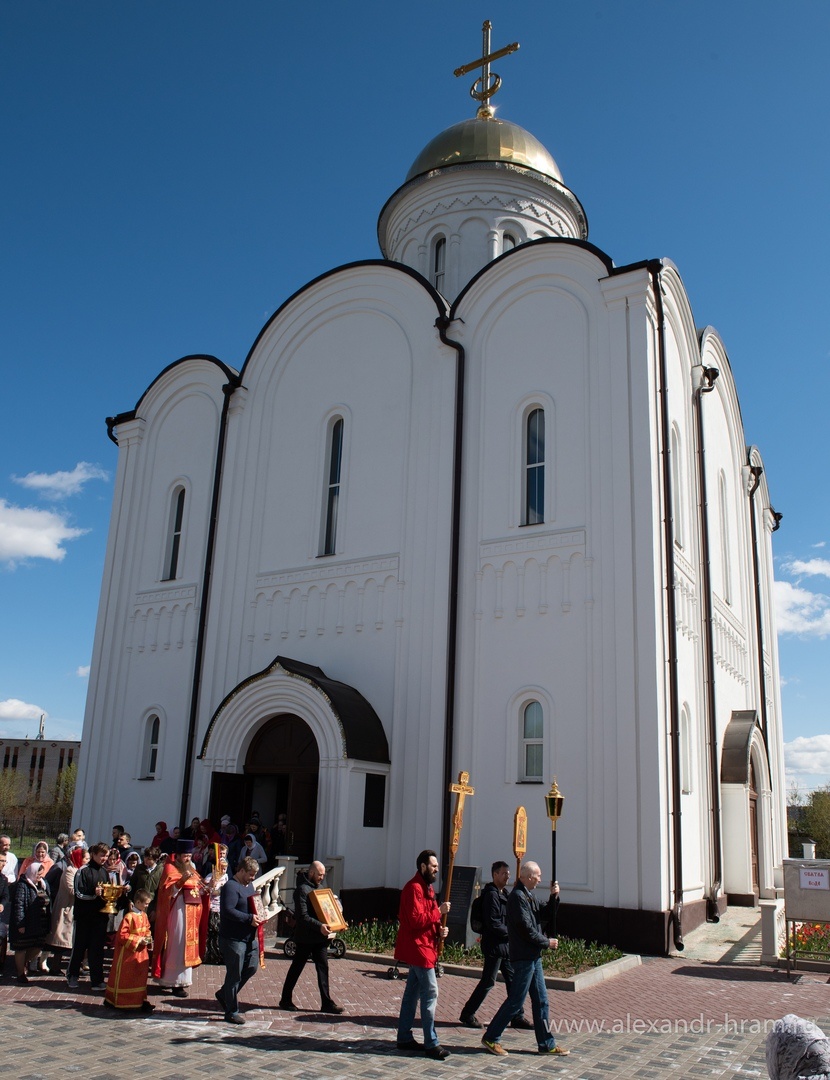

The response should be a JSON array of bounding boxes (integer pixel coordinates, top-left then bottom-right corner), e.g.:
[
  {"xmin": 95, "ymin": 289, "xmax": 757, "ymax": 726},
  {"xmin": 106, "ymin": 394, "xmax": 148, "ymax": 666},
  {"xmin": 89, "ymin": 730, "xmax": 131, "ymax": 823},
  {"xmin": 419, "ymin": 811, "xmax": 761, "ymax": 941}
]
[{"xmin": 0, "ymin": 814, "xmax": 72, "ymax": 850}]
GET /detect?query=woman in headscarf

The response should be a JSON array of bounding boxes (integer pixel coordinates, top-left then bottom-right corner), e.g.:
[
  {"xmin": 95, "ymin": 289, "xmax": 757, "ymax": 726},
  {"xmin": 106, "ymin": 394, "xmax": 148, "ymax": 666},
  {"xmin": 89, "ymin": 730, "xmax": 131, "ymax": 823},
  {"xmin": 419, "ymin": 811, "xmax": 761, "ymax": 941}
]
[
  {"xmin": 105, "ymin": 846, "xmax": 127, "ymax": 884},
  {"xmin": 238, "ymin": 833, "xmax": 267, "ymax": 871},
  {"xmin": 151, "ymin": 821, "xmax": 170, "ymax": 848},
  {"xmin": 17, "ymin": 840, "xmax": 53, "ymax": 881},
  {"xmin": 11, "ymin": 862, "xmax": 51, "ymax": 982},
  {"xmin": 45, "ymin": 847, "xmax": 87, "ymax": 975}
]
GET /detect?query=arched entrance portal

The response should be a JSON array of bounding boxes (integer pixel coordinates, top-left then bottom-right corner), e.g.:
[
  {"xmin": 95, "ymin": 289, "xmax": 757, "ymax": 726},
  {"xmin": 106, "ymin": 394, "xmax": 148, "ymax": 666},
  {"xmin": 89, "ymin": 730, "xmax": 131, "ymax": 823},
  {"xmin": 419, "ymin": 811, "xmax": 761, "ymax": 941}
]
[{"xmin": 208, "ymin": 714, "xmax": 320, "ymax": 863}]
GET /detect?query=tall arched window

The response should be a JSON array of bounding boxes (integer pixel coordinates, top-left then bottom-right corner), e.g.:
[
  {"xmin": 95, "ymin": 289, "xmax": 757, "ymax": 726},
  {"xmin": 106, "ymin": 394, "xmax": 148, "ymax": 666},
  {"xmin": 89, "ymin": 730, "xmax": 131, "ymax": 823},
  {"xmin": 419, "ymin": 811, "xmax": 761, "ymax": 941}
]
[
  {"xmin": 142, "ymin": 714, "xmax": 160, "ymax": 778},
  {"xmin": 670, "ymin": 426, "xmax": 684, "ymax": 548},
  {"xmin": 521, "ymin": 700, "xmax": 544, "ymax": 781},
  {"xmin": 320, "ymin": 417, "xmax": 344, "ymax": 556},
  {"xmin": 432, "ymin": 236, "xmax": 446, "ymax": 291},
  {"xmin": 163, "ymin": 487, "xmax": 186, "ymax": 580},
  {"xmin": 719, "ymin": 472, "xmax": 732, "ymax": 604},
  {"xmin": 524, "ymin": 408, "xmax": 545, "ymax": 525}
]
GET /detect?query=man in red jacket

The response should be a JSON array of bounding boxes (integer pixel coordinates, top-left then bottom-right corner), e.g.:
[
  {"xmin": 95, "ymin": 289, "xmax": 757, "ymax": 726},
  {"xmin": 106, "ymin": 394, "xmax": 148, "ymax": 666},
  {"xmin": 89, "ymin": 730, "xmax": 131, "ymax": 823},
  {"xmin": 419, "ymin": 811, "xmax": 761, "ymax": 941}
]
[{"xmin": 394, "ymin": 849, "xmax": 451, "ymax": 1061}]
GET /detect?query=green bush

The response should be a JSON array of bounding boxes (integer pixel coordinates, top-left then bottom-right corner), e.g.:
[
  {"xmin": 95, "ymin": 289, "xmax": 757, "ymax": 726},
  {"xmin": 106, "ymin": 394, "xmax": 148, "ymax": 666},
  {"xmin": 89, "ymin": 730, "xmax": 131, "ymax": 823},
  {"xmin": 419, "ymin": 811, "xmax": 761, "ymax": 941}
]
[{"xmin": 340, "ymin": 920, "xmax": 622, "ymax": 975}]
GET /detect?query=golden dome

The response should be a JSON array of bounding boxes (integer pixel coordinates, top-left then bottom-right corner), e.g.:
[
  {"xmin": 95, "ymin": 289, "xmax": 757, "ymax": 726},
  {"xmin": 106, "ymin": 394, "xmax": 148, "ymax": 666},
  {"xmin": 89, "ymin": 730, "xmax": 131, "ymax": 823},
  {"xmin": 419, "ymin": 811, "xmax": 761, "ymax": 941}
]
[{"xmin": 405, "ymin": 115, "xmax": 562, "ymax": 183}]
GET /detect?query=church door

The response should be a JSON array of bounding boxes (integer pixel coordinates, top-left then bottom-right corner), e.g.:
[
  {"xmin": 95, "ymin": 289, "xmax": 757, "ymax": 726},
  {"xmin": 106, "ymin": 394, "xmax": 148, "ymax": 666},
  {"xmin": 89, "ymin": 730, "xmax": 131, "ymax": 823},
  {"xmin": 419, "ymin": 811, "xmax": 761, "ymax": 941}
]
[
  {"xmin": 244, "ymin": 714, "xmax": 320, "ymax": 864},
  {"xmin": 749, "ymin": 759, "xmax": 760, "ymax": 898}
]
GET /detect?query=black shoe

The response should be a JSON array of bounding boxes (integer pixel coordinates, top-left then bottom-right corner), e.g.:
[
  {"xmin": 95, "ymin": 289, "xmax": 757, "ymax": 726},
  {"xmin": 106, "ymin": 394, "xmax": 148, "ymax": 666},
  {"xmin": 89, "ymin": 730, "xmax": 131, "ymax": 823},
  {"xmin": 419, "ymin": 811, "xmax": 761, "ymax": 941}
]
[
  {"xmin": 215, "ymin": 989, "xmax": 226, "ymax": 1011},
  {"xmin": 140, "ymin": 1001, "xmax": 155, "ymax": 1012},
  {"xmin": 279, "ymin": 999, "xmax": 299, "ymax": 1011},
  {"xmin": 511, "ymin": 1016, "xmax": 534, "ymax": 1030},
  {"xmin": 224, "ymin": 1012, "xmax": 245, "ymax": 1025},
  {"xmin": 460, "ymin": 1012, "xmax": 482, "ymax": 1028},
  {"xmin": 396, "ymin": 1039, "xmax": 422, "ymax": 1053},
  {"xmin": 171, "ymin": 986, "xmax": 188, "ymax": 998},
  {"xmin": 320, "ymin": 1002, "xmax": 344, "ymax": 1014},
  {"xmin": 424, "ymin": 1046, "xmax": 450, "ymax": 1061}
]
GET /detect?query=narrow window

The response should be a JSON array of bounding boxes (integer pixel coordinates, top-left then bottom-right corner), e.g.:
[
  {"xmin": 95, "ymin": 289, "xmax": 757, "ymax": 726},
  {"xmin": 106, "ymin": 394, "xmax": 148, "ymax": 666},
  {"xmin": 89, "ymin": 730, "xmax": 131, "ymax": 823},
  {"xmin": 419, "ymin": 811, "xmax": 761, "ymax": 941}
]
[
  {"xmin": 164, "ymin": 487, "xmax": 186, "ymax": 580},
  {"xmin": 503, "ymin": 232, "xmax": 516, "ymax": 253},
  {"xmin": 521, "ymin": 701, "xmax": 544, "ymax": 781},
  {"xmin": 321, "ymin": 417, "xmax": 344, "ymax": 556},
  {"xmin": 671, "ymin": 426, "xmax": 683, "ymax": 549},
  {"xmin": 363, "ymin": 773, "xmax": 386, "ymax": 828},
  {"xmin": 524, "ymin": 408, "xmax": 545, "ymax": 525},
  {"xmin": 680, "ymin": 706, "xmax": 692, "ymax": 794},
  {"xmin": 432, "ymin": 236, "xmax": 446, "ymax": 291},
  {"xmin": 143, "ymin": 714, "xmax": 160, "ymax": 778},
  {"xmin": 719, "ymin": 472, "xmax": 732, "ymax": 604}
]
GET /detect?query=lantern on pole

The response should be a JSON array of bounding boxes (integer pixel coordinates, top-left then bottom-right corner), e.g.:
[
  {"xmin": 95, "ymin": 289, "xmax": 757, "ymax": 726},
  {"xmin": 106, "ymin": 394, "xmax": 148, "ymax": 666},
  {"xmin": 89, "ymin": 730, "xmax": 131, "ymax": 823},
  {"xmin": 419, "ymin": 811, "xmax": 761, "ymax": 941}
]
[{"xmin": 544, "ymin": 777, "xmax": 564, "ymax": 934}]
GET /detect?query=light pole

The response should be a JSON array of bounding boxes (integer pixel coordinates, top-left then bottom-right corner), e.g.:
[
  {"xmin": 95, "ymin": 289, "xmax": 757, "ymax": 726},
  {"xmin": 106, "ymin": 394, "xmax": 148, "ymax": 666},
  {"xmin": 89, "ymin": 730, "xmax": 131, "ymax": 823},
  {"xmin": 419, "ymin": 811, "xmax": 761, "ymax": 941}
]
[{"xmin": 544, "ymin": 777, "xmax": 564, "ymax": 934}]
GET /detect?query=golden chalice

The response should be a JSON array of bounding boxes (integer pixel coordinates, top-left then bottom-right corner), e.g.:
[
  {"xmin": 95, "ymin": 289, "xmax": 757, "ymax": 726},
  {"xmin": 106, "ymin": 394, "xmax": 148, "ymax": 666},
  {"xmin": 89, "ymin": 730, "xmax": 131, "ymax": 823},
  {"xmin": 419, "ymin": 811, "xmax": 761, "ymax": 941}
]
[{"xmin": 101, "ymin": 882, "xmax": 126, "ymax": 914}]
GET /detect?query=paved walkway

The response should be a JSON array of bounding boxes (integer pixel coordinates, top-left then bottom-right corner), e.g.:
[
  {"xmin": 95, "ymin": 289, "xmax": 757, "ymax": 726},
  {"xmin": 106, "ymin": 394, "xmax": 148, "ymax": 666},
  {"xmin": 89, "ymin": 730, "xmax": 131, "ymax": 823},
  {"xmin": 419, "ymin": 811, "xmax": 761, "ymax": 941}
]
[{"xmin": 1, "ymin": 919, "xmax": 828, "ymax": 1079}]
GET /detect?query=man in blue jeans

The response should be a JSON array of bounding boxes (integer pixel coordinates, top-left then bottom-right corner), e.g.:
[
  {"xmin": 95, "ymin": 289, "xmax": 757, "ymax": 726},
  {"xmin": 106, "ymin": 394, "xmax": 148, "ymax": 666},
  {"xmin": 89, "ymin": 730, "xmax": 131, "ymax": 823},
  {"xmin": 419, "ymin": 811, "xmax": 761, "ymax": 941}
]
[
  {"xmin": 481, "ymin": 861, "xmax": 569, "ymax": 1057},
  {"xmin": 394, "ymin": 849, "xmax": 452, "ymax": 1061},
  {"xmin": 216, "ymin": 856, "xmax": 264, "ymax": 1024}
]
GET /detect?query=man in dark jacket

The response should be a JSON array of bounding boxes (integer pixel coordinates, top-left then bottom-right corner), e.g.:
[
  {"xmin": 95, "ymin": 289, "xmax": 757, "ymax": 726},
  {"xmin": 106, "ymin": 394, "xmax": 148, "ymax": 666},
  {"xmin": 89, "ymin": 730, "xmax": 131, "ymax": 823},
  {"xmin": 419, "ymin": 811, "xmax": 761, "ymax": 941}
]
[
  {"xmin": 278, "ymin": 860, "xmax": 344, "ymax": 1014},
  {"xmin": 459, "ymin": 861, "xmax": 532, "ymax": 1029},
  {"xmin": 66, "ymin": 842, "xmax": 111, "ymax": 990},
  {"xmin": 129, "ymin": 847, "xmax": 164, "ymax": 922},
  {"xmin": 481, "ymin": 860, "xmax": 568, "ymax": 1057},
  {"xmin": 216, "ymin": 856, "xmax": 264, "ymax": 1024}
]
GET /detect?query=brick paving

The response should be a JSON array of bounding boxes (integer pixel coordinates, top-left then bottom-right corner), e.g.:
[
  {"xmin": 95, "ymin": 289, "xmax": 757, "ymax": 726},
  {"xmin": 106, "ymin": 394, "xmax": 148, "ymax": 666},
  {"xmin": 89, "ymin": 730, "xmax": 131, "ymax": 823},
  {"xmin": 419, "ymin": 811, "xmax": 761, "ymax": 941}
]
[{"xmin": 1, "ymin": 926, "xmax": 828, "ymax": 1079}]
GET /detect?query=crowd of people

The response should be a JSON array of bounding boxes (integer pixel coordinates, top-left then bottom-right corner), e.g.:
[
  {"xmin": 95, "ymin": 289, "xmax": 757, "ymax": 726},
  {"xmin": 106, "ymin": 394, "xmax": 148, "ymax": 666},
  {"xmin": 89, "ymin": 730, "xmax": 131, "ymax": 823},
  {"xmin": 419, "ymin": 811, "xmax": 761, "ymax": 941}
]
[{"xmin": 0, "ymin": 822, "xmax": 567, "ymax": 1057}]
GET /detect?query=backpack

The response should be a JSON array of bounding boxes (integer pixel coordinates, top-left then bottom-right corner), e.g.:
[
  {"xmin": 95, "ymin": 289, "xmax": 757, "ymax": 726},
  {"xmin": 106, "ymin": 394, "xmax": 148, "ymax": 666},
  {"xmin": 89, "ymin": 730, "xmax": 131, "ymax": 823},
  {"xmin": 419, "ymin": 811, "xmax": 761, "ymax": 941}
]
[{"xmin": 469, "ymin": 894, "xmax": 484, "ymax": 933}]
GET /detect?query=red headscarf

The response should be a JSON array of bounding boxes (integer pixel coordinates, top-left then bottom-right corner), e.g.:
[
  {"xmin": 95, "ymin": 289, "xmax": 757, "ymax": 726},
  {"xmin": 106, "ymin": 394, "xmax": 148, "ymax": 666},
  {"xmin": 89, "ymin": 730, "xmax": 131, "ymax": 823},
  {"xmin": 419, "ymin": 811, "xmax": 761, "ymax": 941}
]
[
  {"xmin": 199, "ymin": 819, "xmax": 220, "ymax": 844},
  {"xmin": 69, "ymin": 848, "xmax": 86, "ymax": 869},
  {"xmin": 151, "ymin": 821, "xmax": 170, "ymax": 847}
]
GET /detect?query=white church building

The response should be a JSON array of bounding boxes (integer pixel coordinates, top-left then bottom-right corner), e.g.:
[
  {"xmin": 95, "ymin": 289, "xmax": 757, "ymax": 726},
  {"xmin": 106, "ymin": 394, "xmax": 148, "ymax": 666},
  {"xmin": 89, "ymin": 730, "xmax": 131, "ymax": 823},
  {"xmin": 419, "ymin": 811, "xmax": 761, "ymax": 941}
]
[{"xmin": 75, "ymin": 28, "xmax": 786, "ymax": 953}]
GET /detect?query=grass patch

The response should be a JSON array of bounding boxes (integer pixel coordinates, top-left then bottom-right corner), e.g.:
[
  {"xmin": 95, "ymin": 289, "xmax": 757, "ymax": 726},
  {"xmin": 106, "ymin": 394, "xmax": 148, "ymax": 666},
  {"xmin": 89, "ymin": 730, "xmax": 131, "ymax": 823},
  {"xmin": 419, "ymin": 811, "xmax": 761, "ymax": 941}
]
[{"xmin": 340, "ymin": 920, "xmax": 623, "ymax": 976}]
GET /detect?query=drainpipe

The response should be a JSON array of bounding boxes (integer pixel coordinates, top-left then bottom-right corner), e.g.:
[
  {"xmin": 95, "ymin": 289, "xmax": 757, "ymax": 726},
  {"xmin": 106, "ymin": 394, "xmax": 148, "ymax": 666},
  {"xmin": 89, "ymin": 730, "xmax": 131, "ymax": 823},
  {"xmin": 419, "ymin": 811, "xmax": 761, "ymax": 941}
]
[
  {"xmin": 178, "ymin": 376, "xmax": 241, "ymax": 828},
  {"xmin": 435, "ymin": 314, "xmax": 465, "ymax": 875},
  {"xmin": 748, "ymin": 466, "xmax": 782, "ymax": 743},
  {"xmin": 648, "ymin": 260, "xmax": 684, "ymax": 951},
  {"xmin": 692, "ymin": 364, "xmax": 723, "ymax": 923}
]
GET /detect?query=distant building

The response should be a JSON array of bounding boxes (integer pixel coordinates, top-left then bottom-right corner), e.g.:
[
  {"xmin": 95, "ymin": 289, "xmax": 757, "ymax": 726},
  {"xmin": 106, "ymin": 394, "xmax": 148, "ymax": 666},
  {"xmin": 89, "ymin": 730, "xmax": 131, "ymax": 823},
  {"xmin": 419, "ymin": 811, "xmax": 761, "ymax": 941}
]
[
  {"xmin": 0, "ymin": 740, "xmax": 80, "ymax": 806},
  {"xmin": 75, "ymin": 29, "xmax": 786, "ymax": 953}
]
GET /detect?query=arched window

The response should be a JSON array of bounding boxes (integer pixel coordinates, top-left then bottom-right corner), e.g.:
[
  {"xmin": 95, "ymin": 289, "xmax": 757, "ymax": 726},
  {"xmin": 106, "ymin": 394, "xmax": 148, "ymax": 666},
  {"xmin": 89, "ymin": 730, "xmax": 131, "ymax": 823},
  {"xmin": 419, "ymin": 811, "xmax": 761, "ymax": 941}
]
[
  {"xmin": 524, "ymin": 408, "xmax": 545, "ymax": 525},
  {"xmin": 432, "ymin": 236, "xmax": 446, "ymax": 291},
  {"xmin": 503, "ymin": 232, "xmax": 516, "ymax": 253},
  {"xmin": 521, "ymin": 701, "xmax": 544, "ymax": 781},
  {"xmin": 142, "ymin": 714, "xmax": 160, "ymax": 778},
  {"xmin": 163, "ymin": 487, "xmax": 186, "ymax": 580},
  {"xmin": 670, "ymin": 426, "xmax": 684, "ymax": 549},
  {"xmin": 320, "ymin": 417, "xmax": 344, "ymax": 556},
  {"xmin": 719, "ymin": 472, "xmax": 732, "ymax": 604}
]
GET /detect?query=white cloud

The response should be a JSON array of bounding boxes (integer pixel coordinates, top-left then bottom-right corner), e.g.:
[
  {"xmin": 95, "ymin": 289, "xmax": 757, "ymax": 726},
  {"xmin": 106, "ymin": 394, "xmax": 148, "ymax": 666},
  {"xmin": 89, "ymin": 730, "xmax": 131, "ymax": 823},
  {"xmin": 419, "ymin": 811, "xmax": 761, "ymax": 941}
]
[
  {"xmin": 12, "ymin": 461, "xmax": 109, "ymax": 500},
  {"xmin": 76, "ymin": 665, "xmax": 90, "ymax": 678},
  {"xmin": 785, "ymin": 735, "xmax": 830, "ymax": 789},
  {"xmin": 783, "ymin": 558, "xmax": 830, "ymax": 580},
  {"xmin": 811, "ymin": 541, "xmax": 826, "ymax": 549},
  {"xmin": 0, "ymin": 498, "xmax": 87, "ymax": 566},
  {"xmin": 775, "ymin": 580, "xmax": 830, "ymax": 638},
  {"xmin": 0, "ymin": 698, "xmax": 48, "ymax": 721}
]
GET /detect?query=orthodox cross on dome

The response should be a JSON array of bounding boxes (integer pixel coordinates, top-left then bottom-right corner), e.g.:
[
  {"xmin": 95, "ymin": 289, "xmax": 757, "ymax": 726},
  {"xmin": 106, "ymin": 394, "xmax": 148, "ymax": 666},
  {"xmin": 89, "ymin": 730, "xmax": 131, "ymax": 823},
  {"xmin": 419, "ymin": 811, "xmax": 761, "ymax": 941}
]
[{"xmin": 454, "ymin": 20, "xmax": 519, "ymax": 119}]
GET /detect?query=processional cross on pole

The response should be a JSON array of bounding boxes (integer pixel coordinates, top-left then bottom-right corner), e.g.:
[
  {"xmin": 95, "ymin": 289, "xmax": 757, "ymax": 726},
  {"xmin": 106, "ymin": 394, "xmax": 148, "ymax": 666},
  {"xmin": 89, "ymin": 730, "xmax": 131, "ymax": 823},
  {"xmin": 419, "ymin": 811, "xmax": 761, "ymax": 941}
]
[
  {"xmin": 454, "ymin": 20, "xmax": 520, "ymax": 118},
  {"xmin": 438, "ymin": 770, "xmax": 475, "ymax": 957}
]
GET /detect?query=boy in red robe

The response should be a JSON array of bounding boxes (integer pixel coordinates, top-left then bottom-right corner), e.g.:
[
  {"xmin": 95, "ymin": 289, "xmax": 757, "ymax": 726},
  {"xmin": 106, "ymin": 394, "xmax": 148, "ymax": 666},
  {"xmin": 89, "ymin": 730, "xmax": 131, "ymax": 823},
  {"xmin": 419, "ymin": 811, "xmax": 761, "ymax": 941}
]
[{"xmin": 104, "ymin": 888, "xmax": 154, "ymax": 1011}]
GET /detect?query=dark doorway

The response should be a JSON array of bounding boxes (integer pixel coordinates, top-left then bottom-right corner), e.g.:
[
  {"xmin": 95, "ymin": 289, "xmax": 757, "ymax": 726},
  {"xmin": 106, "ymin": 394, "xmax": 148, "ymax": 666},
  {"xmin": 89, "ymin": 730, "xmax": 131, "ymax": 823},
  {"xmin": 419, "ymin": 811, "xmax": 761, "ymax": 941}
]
[
  {"xmin": 749, "ymin": 758, "xmax": 759, "ymax": 899},
  {"xmin": 208, "ymin": 714, "xmax": 319, "ymax": 864}
]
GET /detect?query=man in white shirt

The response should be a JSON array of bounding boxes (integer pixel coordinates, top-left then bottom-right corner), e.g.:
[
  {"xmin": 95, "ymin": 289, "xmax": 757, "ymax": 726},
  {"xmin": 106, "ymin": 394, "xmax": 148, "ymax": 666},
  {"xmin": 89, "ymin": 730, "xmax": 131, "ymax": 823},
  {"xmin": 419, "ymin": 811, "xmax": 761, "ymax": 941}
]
[{"xmin": 0, "ymin": 836, "xmax": 17, "ymax": 882}]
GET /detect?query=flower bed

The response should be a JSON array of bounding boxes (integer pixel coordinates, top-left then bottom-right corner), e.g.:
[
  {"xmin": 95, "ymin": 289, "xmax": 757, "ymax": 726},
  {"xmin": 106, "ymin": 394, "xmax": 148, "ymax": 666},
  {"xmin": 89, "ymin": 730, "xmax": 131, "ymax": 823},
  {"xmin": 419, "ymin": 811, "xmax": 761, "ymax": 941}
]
[
  {"xmin": 782, "ymin": 920, "xmax": 830, "ymax": 960},
  {"xmin": 340, "ymin": 919, "xmax": 623, "ymax": 977}
]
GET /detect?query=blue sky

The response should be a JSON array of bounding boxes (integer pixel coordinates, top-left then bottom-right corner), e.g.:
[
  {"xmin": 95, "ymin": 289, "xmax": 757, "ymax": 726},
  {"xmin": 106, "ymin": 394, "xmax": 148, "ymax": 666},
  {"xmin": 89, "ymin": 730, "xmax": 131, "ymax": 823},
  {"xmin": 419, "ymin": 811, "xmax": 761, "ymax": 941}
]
[{"xmin": 1, "ymin": 1, "xmax": 828, "ymax": 791}]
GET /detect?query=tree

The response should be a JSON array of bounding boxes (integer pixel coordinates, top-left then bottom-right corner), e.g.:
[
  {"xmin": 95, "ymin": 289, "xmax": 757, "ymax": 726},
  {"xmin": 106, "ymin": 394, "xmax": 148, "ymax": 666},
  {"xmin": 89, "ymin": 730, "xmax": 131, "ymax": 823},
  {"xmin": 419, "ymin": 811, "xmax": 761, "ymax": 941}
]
[
  {"xmin": 801, "ymin": 784, "xmax": 830, "ymax": 859},
  {"xmin": 0, "ymin": 767, "xmax": 24, "ymax": 817},
  {"xmin": 50, "ymin": 762, "xmax": 77, "ymax": 821}
]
